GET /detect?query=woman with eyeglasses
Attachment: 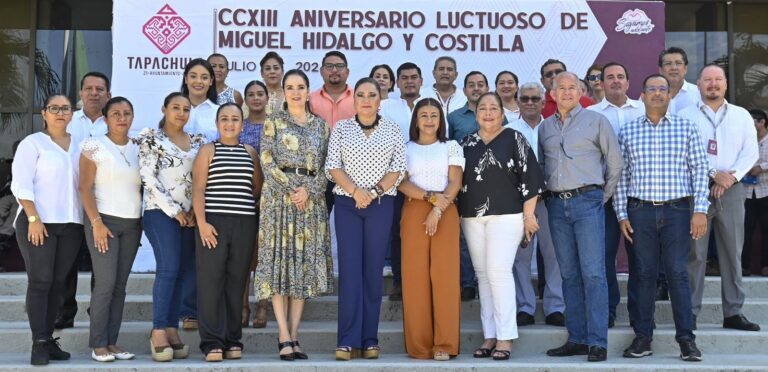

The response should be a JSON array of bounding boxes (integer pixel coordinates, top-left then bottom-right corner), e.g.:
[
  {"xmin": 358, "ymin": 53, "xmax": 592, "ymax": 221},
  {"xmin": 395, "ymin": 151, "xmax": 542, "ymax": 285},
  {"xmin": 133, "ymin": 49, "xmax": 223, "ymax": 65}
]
[
  {"xmin": 79, "ymin": 97, "xmax": 142, "ymax": 362},
  {"xmin": 260, "ymin": 52, "xmax": 286, "ymax": 115},
  {"xmin": 585, "ymin": 64, "xmax": 604, "ymax": 103},
  {"xmin": 495, "ymin": 71, "xmax": 520, "ymax": 121},
  {"xmin": 460, "ymin": 92, "xmax": 544, "ymax": 361},
  {"xmin": 12, "ymin": 95, "xmax": 83, "ymax": 365}
]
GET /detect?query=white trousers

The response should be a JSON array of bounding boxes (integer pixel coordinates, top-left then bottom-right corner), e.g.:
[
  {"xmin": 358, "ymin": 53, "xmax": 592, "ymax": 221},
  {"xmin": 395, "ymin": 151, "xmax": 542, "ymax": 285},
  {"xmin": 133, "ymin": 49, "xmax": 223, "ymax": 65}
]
[{"xmin": 462, "ymin": 214, "xmax": 523, "ymax": 340}]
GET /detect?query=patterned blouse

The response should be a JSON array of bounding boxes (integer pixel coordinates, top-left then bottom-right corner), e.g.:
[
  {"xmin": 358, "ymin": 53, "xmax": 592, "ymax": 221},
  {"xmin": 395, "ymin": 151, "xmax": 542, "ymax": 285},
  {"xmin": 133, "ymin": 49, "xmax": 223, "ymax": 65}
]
[
  {"xmin": 265, "ymin": 90, "xmax": 285, "ymax": 116},
  {"xmin": 459, "ymin": 128, "xmax": 544, "ymax": 218},
  {"xmin": 216, "ymin": 86, "xmax": 236, "ymax": 105},
  {"xmin": 137, "ymin": 128, "xmax": 207, "ymax": 218},
  {"xmin": 240, "ymin": 118, "xmax": 264, "ymax": 152}
]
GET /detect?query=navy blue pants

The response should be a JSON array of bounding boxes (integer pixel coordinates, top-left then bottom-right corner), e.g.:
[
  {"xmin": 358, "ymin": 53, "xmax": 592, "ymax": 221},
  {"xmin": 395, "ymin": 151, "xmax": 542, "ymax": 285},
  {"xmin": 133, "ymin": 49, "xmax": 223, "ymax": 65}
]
[{"xmin": 335, "ymin": 195, "xmax": 394, "ymax": 348}]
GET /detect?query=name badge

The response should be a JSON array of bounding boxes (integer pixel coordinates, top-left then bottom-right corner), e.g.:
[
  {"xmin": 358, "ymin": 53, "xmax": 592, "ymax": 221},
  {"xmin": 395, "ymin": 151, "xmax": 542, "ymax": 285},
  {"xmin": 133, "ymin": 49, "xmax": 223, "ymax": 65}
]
[{"xmin": 707, "ymin": 139, "xmax": 718, "ymax": 155}]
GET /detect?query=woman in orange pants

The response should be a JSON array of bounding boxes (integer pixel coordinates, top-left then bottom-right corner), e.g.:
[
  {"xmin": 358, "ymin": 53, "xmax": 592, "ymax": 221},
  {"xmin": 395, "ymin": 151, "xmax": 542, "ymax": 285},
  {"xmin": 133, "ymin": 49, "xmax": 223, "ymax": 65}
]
[{"xmin": 398, "ymin": 98, "xmax": 464, "ymax": 360}]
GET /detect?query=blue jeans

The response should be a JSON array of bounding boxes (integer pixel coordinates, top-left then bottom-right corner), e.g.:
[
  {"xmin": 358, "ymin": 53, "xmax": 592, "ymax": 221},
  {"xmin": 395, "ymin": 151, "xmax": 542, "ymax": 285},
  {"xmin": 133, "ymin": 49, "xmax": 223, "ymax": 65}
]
[
  {"xmin": 547, "ymin": 189, "xmax": 608, "ymax": 348},
  {"xmin": 143, "ymin": 209, "xmax": 196, "ymax": 329},
  {"xmin": 604, "ymin": 199, "xmax": 620, "ymax": 321},
  {"xmin": 628, "ymin": 198, "xmax": 694, "ymax": 341}
]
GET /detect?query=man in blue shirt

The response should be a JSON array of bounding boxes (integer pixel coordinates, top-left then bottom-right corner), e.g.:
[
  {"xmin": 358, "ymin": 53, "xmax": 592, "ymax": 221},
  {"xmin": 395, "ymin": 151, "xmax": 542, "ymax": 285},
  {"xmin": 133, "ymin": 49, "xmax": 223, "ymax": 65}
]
[{"xmin": 448, "ymin": 72, "xmax": 508, "ymax": 143}]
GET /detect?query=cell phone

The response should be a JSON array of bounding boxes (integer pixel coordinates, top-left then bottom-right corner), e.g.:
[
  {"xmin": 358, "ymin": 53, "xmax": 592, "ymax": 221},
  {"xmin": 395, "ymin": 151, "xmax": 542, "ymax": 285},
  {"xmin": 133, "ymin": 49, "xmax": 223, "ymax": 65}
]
[{"xmin": 520, "ymin": 233, "xmax": 535, "ymax": 248}]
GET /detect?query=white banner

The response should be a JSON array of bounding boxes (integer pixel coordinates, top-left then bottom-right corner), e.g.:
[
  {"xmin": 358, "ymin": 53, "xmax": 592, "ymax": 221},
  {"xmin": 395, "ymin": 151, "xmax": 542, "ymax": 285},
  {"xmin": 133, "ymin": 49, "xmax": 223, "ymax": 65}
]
[{"xmin": 112, "ymin": 0, "xmax": 611, "ymax": 132}]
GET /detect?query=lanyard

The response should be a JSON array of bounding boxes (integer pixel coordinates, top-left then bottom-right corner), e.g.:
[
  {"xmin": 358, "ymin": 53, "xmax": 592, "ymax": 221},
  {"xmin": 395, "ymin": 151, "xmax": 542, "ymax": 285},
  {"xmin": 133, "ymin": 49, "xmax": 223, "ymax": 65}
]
[{"xmin": 699, "ymin": 104, "xmax": 727, "ymax": 142}]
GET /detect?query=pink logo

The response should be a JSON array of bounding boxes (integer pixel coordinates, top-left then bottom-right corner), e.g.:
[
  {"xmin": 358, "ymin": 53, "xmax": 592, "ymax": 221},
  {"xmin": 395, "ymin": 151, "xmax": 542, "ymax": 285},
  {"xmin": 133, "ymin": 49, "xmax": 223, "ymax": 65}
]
[
  {"xmin": 615, "ymin": 9, "xmax": 655, "ymax": 35},
  {"xmin": 142, "ymin": 5, "xmax": 191, "ymax": 55}
]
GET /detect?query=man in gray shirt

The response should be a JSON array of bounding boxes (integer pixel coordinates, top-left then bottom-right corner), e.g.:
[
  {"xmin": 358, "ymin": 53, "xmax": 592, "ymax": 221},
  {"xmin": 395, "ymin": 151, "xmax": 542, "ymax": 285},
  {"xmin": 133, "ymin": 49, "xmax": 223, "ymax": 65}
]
[{"xmin": 540, "ymin": 71, "xmax": 623, "ymax": 362}]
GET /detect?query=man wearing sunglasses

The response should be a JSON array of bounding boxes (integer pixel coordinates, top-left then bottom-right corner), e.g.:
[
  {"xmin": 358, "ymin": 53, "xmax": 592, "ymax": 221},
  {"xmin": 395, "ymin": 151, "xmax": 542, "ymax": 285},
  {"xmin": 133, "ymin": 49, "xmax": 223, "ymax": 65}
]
[
  {"xmin": 506, "ymin": 82, "xmax": 565, "ymax": 328},
  {"xmin": 540, "ymin": 59, "xmax": 594, "ymax": 118},
  {"xmin": 587, "ymin": 62, "xmax": 646, "ymax": 329}
]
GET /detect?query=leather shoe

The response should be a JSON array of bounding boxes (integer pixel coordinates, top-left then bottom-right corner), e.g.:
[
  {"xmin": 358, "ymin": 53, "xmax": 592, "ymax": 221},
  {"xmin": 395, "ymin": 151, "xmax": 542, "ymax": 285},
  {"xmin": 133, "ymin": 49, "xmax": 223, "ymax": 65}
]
[
  {"xmin": 53, "ymin": 316, "xmax": 74, "ymax": 330},
  {"xmin": 608, "ymin": 317, "xmax": 615, "ymax": 328},
  {"xmin": 516, "ymin": 312, "xmax": 535, "ymax": 326},
  {"xmin": 587, "ymin": 346, "xmax": 607, "ymax": 362},
  {"xmin": 723, "ymin": 314, "xmax": 760, "ymax": 331},
  {"xmin": 460, "ymin": 287, "xmax": 476, "ymax": 301},
  {"xmin": 546, "ymin": 342, "xmax": 588, "ymax": 357},
  {"xmin": 545, "ymin": 312, "xmax": 565, "ymax": 327}
]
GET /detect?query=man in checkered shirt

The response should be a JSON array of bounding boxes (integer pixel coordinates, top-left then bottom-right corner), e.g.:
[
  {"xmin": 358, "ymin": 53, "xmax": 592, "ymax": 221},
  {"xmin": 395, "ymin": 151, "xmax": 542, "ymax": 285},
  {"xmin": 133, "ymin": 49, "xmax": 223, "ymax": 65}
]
[{"xmin": 613, "ymin": 74, "xmax": 709, "ymax": 362}]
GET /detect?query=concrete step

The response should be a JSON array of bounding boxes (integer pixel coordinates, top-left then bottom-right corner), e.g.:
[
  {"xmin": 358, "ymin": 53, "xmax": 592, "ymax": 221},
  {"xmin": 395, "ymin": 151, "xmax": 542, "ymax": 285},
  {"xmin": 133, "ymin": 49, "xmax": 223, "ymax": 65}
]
[
  {"xmin": 1, "ymin": 295, "xmax": 767, "ymax": 325},
  {"xmin": 0, "ymin": 320, "xmax": 766, "ymax": 356},
  {"xmin": 0, "ymin": 352, "xmax": 767, "ymax": 371},
  {"xmin": 2, "ymin": 273, "xmax": 767, "ymax": 299}
]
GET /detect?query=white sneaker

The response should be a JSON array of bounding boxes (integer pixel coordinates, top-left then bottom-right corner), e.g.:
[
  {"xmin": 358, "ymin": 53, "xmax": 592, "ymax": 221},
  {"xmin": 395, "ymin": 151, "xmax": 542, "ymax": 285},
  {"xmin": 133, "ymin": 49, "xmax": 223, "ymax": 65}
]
[
  {"xmin": 91, "ymin": 350, "xmax": 115, "ymax": 362},
  {"xmin": 382, "ymin": 266, "xmax": 393, "ymax": 277},
  {"xmin": 112, "ymin": 351, "xmax": 135, "ymax": 360}
]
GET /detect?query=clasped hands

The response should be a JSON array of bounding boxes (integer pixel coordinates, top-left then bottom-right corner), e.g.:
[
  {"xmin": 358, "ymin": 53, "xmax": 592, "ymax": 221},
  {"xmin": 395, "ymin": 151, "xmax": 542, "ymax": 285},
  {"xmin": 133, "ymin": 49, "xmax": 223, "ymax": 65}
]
[
  {"xmin": 710, "ymin": 170, "xmax": 737, "ymax": 199},
  {"xmin": 423, "ymin": 193, "xmax": 452, "ymax": 237}
]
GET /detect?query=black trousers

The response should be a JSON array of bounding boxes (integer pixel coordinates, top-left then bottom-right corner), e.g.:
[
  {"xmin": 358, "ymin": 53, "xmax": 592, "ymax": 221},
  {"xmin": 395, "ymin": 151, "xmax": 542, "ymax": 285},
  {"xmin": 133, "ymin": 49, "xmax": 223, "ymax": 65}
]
[
  {"xmin": 743, "ymin": 195, "xmax": 768, "ymax": 268},
  {"xmin": 16, "ymin": 211, "xmax": 84, "ymax": 340},
  {"xmin": 57, "ymin": 242, "xmax": 93, "ymax": 320},
  {"xmin": 195, "ymin": 214, "xmax": 256, "ymax": 353}
]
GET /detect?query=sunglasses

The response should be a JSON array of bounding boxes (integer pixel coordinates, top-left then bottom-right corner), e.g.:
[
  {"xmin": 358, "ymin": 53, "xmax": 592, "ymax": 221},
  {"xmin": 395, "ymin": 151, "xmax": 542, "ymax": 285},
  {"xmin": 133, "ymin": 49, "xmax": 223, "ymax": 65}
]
[
  {"xmin": 586, "ymin": 74, "xmax": 601, "ymax": 81},
  {"xmin": 543, "ymin": 69, "xmax": 564, "ymax": 78},
  {"xmin": 519, "ymin": 96, "xmax": 542, "ymax": 103}
]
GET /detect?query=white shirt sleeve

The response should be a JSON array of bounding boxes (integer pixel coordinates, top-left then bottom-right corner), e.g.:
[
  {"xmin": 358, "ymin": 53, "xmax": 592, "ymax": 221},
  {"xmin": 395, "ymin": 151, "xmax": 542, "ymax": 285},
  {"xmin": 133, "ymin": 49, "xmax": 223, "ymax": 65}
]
[{"xmin": 10, "ymin": 138, "xmax": 38, "ymax": 202}]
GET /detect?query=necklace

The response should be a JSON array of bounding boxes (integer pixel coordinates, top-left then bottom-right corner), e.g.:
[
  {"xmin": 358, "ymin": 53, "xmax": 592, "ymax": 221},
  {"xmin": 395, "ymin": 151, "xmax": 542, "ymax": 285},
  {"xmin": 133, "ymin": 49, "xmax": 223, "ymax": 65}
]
[
  {"xmin": 116, "ymin": 144, "xmax": 131, "ymax": 167},
  {"xmin": 357, "ymin": 114, "xmax": 380, "ymax": 130}
]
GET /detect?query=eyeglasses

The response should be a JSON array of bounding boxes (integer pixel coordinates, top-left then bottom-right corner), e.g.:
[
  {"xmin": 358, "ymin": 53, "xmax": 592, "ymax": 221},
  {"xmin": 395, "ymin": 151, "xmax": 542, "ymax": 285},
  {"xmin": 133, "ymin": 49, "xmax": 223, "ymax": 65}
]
[
  {"xmin": 323, "ymin": 63, "xmax": 347, "ymax": 71},
  {"xmin": 45, "ymin": 105, "xmax": 72, "ymax": 115},
  {"xmin": 662, "ymin": 61, "xmax": 685, "ymax": 68},
  {"xmin": 586, "ymin": 74, "xmax": 601, "ymax": 81},
  {"xmin": 519, "ymin": 96, "xmax": 542, "ymax": 103},
  {"xmin": 543, "ymin": 69, "xmax": 564, "ymax": 78},
  {"xmin": 644, "ymin": 86, "xmax": 669, "ymax": 94}
]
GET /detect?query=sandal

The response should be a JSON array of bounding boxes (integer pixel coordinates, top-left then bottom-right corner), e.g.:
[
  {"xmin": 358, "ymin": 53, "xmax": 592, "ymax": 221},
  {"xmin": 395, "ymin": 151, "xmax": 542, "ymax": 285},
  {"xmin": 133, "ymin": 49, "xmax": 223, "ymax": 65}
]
[
  {"xmin": 253, "ymin": 300, "xmax": 268, "ymax": 329},
  {"xmin": 181, "ymin": 317, "xmax": 197, "ymax": 330},
  {"xmin": 434, "ymin": 351, "xmax": 450, "ymax": 361},
  {"xmin": 493, "ymin": 349, "xmax": 511, "ymax": 360},
  {"xmin": 224, "ymin": 346, "xmax": 242, "ymax": 359},
  {"xmin": 473, "ymin": 341, "xmax": 497, "ymax": 358},
  {"xmin": 170, "ymin": 343, "xmax": 189, "ymax": 359},
  {"xmin": 363, "ymin": 345, "xmax": 380, "ymax": 359},
  {"xmin": 149, "ymin": 331, "xmax": 172, "ymax": 362},
  {"xmin": 292, "ymin": 340, "xmax": 308, "ymax": 360},
  {"xmin": 205, "ymin": 348, "xmax": 223, "ymax": 362},
  {"xmin": 335, "ymin": 346, "xmax": 356, "ymax": 361},
  {"xmin": 278, "ymin": 339, "xmax": 295, "ymax": 361}
]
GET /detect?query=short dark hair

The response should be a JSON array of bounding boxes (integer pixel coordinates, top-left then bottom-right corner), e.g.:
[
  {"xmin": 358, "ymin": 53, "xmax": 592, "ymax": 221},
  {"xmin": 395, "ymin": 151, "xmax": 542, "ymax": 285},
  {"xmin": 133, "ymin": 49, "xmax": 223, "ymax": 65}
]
[
  {"xmin": 540, "ymin": 59, "xmax": 567, "ymax": 77},
  {"xmin": 409, "ymin": 98, "xmax": 447, "ymax": 143},
  {"xmin": 80, "ymin": 71, "xmax": 110, "ymax": 91},
  {"xmin": 476, "ymin": 92, "xmax": 504, "ymax": 111},
  {"xmin": 44, "ymin": 94, "xmax": 69, "ymax": 107},
  {"xmin": 495, "ymin": 70, "xmax": 518, "ymax": 86},
  {"xmin": 396, "ymin": 62, "xmax": 421, "ymax": 80},
  {"xmin": 216, "ymin": 102, "xmax": 243, "ymax": 120},
  {"xmin": 353, "ymin": 77, "xmax": 381, "ymax": 95},
  {"xmin": 101, "ymin": 96, "xmax": 134, "ymax": 118},
  {"xmin": 433, "ymin": 56, "xmax": 457, "ymax": 71},
  {"xmin": 207, "ymin": 53, "xmax": 229, "ymax": 66},
  {"xmin": 698, "ymin": 63, "xmax": 727, "ymax": 79},
  {"xmin": 322, "ymin": 50, "xmax": 347, "ymax": 66},
  {"xmin": 180, "ymin": 58, "xmax": 217, "ymax": 103},
  {"xmin": 260, "ymin": 51, "xmax": 284, "ymax": 69},
  {"xmin": 601, "ymin": 62, "xmax": 629, "ymax": 81},
  {"xmin": 642, "ymin": 74, "xmax": 670, "ymax": 91},
  {"xmin": 658, "ymin": 47, "xmax": 689, "ymax": 67},
  {"xmin": 749, "ymin": 108, "xmax": 767, "ymax": 128},
  {"xmin": 159, "ymin": 92, "xmax": 190, "ymax": 129},
  {"xmin": 464, "ymin": 71, "xmax": 488, "ymax": 87},
  {"xmin": 369, "ymin": 64, "xmax": 395, "ymax": 92},
  {"xmin": 244, "ymin": 80, "xmax": 268, "ymax": 96}
]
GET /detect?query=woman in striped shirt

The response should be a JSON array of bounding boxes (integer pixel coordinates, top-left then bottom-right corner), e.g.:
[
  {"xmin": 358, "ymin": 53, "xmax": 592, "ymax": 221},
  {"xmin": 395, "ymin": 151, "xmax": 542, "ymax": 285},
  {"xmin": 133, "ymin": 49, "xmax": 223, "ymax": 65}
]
[{"xmin": 191, "ymin": 103, "xmax": 263, "ymax": 362}]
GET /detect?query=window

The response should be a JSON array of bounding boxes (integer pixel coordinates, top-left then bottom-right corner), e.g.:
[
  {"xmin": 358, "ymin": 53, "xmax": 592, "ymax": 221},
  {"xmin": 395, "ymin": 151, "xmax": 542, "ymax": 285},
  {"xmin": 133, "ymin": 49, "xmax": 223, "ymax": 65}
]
[{"xmin": 732, "ymin": 3, "xmax": 768, "ymax": 110}]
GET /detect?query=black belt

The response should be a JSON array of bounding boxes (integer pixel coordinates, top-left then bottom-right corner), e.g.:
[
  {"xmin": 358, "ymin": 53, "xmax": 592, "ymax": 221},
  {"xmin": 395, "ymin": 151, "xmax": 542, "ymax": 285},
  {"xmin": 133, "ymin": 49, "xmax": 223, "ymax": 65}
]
[
  {"xmin": 280, "ymin": 167, "xmax": 316, "ymax": 177},
  {"xmin": 628, "ymin": 196, "xmax": 691, "ymax": 206},
  {"xmin": 548, "ymin": 185, "xmax": 602, "ymax": 200}
]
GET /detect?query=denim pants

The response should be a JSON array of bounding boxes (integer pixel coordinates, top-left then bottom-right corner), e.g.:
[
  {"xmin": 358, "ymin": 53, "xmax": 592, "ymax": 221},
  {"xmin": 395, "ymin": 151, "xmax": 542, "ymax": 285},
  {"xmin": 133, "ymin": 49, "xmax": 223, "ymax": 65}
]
[
  {"xmin": 143, "ymin": 209, "xmax": 196, "ymax": 329},
  {"xmin": 628, "ymin": 198, "xmax": 695, "ymax": 341},
  {"xmin": 547, "ymin": 189, "xmax": 608, "ymax": 348}
]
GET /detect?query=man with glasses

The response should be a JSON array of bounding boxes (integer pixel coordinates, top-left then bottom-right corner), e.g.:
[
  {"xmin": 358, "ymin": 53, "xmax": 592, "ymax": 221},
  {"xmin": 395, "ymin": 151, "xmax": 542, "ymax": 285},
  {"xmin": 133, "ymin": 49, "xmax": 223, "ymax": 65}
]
[
  {"xmin": 310, "ymin": 50, "xmax": 355, "ymax": 128},
  {"xmin": 540, "ymin": 72, "xmax": 622, "ymax": 362},
  {"xmin": 507, "ymin": 82, "xmax": 565, "ymax": 327},
  {"xmin": 659, "ymin": 47, "xmax": 700, "ymax": 114},
  {"xmin": 680, "ymin": 64, "xmax": 761, "ymax": 332},
  {"xmin": 614, "ymin": 74, "xmax": 708, "ymax": 361},
  {"xmin": 587, "ymin": 62, "xmax": 645, "ymax": 328},
  {"xmin": 540, "ymin": 59, "xmax": 594, "ymax": 118}
]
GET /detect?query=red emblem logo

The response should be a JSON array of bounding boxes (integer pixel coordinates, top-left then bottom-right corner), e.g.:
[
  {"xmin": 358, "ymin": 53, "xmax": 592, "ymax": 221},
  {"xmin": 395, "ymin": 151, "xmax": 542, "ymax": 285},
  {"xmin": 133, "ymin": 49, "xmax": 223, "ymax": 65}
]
[{"xmin": 142, "ymin": 4, "xmax": 191, "ymax": 55}]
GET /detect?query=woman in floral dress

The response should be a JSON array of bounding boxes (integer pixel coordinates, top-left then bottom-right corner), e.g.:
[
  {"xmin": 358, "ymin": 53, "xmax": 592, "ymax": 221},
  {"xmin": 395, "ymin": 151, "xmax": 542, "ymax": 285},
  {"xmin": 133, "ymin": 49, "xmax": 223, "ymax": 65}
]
[{"xmin": 255, "ymin": 69, "xmax": 332, "ymax": 361}]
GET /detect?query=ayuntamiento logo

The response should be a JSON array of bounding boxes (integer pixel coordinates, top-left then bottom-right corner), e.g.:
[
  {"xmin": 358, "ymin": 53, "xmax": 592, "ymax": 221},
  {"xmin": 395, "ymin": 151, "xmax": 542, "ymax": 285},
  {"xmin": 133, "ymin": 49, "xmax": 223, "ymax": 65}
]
[{"xmin": 142, "ymin": 4, "xmax": 191, "ymax": 55}]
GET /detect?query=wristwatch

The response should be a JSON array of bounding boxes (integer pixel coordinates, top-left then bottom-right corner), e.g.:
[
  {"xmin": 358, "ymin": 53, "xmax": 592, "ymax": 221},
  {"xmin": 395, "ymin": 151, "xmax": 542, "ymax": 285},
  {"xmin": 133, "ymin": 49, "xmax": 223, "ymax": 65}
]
[
  {"xmin": 708, "ymin": 168, "xmax": 717, "ymax": 179},
  {"xmin": 28, "ymin": 215, "xmax": 39, "ymax": 223},
  {"xmin": 428, "ymin": 192, "xmax": 438, "ymax": 205},
  {"xmin": 370, "ymin": 188, "xmax": 379, "ymax": 198}
]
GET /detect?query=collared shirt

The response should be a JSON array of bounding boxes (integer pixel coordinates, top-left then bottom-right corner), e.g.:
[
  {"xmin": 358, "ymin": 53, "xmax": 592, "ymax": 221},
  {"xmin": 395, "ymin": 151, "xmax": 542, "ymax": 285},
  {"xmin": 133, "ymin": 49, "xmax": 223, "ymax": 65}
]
[
  {"xmin": 184, "ymin": 99, "xmax": 219, "ymax": 143},
  {"xmin": 309, "ymin": 84, "xmax": 355, "ymax": 128},
  {"xmin": 503, "ymin": 107, "xmax": 521, "ymax": 123},
  {"xmin": 448, "ymin": 103, "xmax": 509, "ymax": 143},
  {"xmin": 668, "ymin": 80, "xmax": 700, "ymax": 114},
  {"xmin": 505, "ymin": 116, "xmax": 544, "ymax": 160},
  {"xmin": 679, "ymin": 100, "xmax": 759, "ymax": 180},
  {"xmin": 539, "ymin": 105, "xmax": 623, "ymax": 202},
  {"xmin": 587, "ymin": 96, "xmax": 646, "ymax": 136},
  {"xmin": 613, "ymin": 114, "xmax": 710, "ymax": 221},
  {"xmin": 745, "ymin": 134, "xmax": 768, "ymax": 199},
  {"xmin": 543, "ymin": 93, "xmax": 594, "ymax": 118},
  {"xmin": 380, "ymin": 96, "xmax": 422, "ymax": 140},
  {"xmin": 423, "ymin": 86, "xmax": 467, "ymax": 116},
  {"xmin": 67, "ymin": 109, "xmax": 107, "ymax": 146}
]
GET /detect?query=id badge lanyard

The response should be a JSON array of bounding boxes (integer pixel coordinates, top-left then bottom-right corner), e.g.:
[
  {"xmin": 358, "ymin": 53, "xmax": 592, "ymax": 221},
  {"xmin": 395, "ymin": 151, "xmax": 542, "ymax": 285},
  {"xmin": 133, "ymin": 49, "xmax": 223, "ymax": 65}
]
[{"xmin": 700, "ymin": 104, "xmax": 727, "ymax": 156}]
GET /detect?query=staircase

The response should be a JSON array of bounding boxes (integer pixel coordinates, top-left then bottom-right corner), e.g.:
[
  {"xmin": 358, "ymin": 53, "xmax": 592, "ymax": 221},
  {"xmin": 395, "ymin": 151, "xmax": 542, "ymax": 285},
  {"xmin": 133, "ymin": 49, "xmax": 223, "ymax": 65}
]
[{"xmin": 0, "ymin": 273, "xmax": 766, "ymax": 370}]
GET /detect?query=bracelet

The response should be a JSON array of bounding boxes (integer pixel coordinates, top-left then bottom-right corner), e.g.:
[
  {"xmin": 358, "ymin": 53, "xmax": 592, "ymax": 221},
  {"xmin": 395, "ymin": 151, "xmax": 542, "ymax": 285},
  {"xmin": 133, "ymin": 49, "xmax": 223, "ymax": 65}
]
[
  {"xmin": 522, "ymin": 214, "xmax": 536, "ymax": 221},
  {"xmin": 374, "ymin": 184, "xmax": 385, "ymax": 196},
  {"xmin": 432, "ymin": 206, "xmax": 442, "ymax": 218},
  {"xmin": 91, "ymin": 216, "xmax": 103, "ymax": 224}
]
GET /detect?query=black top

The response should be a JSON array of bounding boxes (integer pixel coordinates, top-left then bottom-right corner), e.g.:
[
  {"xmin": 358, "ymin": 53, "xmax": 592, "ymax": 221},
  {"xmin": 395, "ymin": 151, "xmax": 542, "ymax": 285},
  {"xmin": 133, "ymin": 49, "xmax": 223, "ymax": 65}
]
[{"xmin": 459, "ymin": 128, "xmax": 544, "ymax": 218}]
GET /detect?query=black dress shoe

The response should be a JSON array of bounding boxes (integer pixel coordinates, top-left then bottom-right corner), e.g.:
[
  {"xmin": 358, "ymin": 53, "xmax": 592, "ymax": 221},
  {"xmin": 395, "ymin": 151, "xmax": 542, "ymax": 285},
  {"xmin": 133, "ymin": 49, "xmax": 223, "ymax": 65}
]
[
  {"xmin": 388, "ymin": 286, "xmax": 402, "ymax": 301},
  {"xmin": 678, "ymin": 340, "xmax": 702, "ymax": 361},
  {"xmin": 608, "ymin": 317, "xmax": 615, "ymax": 328},
  {"xmin": 622, "ymin": 336, "xmax": 652, "ymax": 358},
  {"xmin": 723, "ymin": 314, "xmax": 761, "ymax": 331},
  {"xmin": 546, "ymin": 342, "xmax": 588, "ymax": 357},
  {"xmin": 53, "ymin": 316, "xmax": 74, "ymax": 330},
  {"xmin": 460, "ymin": 287, "xmax": 476, "ymax": 302},
  {"xmin": 30, "ymin": 339, "xmax": 49, "ymax": 366},
  {"xmin": 545, "ymin": 312, "xmax": 565, "ymax": 327},
  {"xmin": 587, "ymin": 346, "xmax": 607, "ymax": 362},
  {"xmin": 655, "ymin": 283, "xmax": 669, "ymax": 301},
  {"xmin": 516, "ymin": 312, "xmax": 535, "ymax": 326},
  {"xmin": 46, "ymin": 337, "xmax": 70, "ymax": 360}
]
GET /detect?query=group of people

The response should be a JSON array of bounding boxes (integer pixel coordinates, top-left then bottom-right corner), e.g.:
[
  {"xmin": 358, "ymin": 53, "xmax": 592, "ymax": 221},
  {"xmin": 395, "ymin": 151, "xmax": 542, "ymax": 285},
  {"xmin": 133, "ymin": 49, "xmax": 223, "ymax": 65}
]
[{"xmin": 10, "ymin": 45, "xmax": 766, "ymax": 365}]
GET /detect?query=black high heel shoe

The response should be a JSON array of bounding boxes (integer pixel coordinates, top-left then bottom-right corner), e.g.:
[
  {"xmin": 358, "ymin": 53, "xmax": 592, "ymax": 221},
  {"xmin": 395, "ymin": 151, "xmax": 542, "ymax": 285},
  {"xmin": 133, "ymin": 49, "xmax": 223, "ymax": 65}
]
[
  {"xmin": 277, "ymin": 339, "xmax": 295, "ymax": 361},
  {"xmin": 292, "ymin": 340, "xmax": 308, "ymax": 359}
]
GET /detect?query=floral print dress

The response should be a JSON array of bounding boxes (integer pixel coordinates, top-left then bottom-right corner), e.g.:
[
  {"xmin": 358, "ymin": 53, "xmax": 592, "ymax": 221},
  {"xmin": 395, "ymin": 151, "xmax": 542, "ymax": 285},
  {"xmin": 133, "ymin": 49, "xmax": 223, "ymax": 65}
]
[{"xmin": 254, "ymin": 110, "xmax": 333, "ymax": 299}]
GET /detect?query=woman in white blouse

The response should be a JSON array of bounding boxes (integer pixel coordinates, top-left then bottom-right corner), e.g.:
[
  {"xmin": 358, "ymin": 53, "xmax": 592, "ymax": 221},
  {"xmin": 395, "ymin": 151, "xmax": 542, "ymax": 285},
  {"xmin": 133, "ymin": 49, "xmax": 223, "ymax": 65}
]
[
  {"xmin": 79, "ymin": 97, "xmax": 142, "ymax": 362},
  {"xmin": 325, "ymin": 78, "xmax": 407, "ymax": 360},
  {"xmin": 12, "ymin": 95, "xmax": 83, "ymax": 365},
  {"xmin": 138, "ymin": 92, "xmax": 206, "ymax": 362},
  {"xmin": 181, "ymin": 58, "xmax": 220, "ymax": 142},
  {"xmin": 397, "ymin": 98, "xmax": 463, "ymax": 361}
]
